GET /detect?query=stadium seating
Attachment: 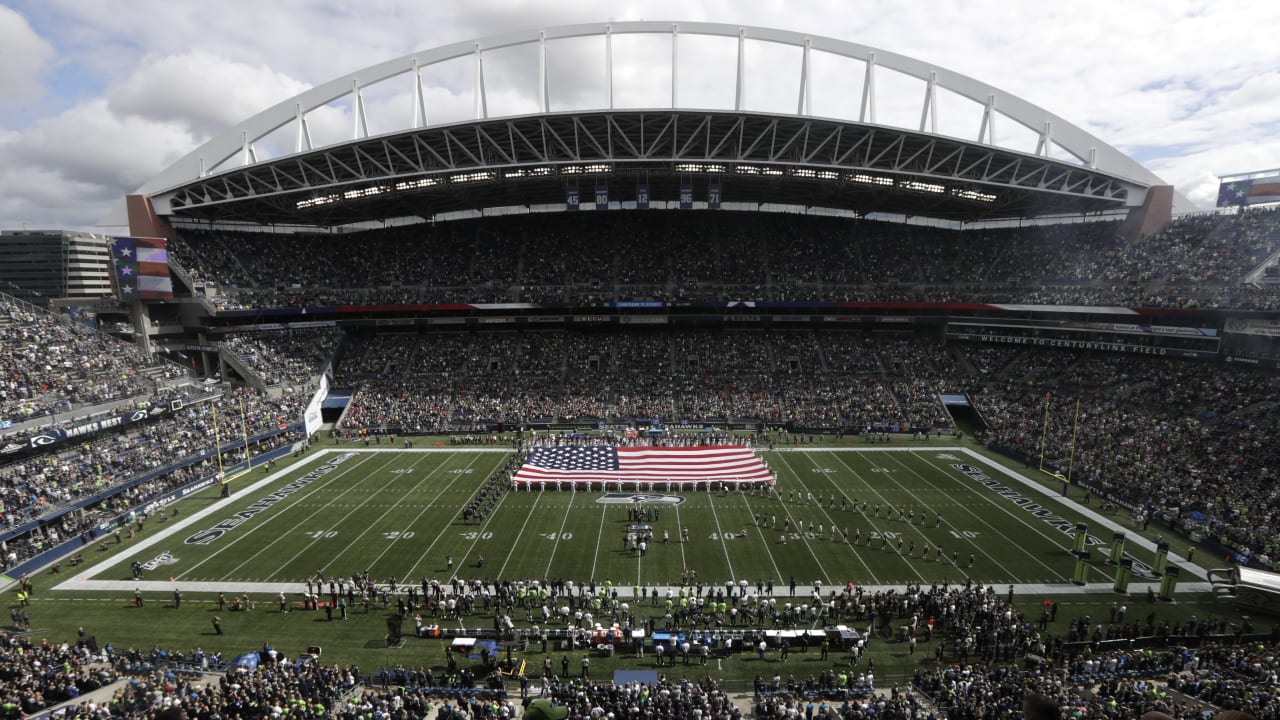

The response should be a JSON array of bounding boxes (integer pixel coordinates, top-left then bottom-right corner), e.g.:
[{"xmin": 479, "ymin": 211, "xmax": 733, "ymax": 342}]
[
  {"xmin": 168, "ymin": 207, "xmax": 1280, "ymax": 310},
  {"xmin": 0, "ymin": 293, "xmax": 185, "ymax": 427}
]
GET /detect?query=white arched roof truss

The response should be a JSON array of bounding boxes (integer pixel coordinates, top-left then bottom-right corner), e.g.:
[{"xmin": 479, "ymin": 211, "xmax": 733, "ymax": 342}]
[{"xmin": 132, "ymin": 22, "xmax": 1170, "ymax": 204}]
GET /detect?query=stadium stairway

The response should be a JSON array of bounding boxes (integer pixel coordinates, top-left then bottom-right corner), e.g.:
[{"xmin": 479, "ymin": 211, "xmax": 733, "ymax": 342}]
[{"xmin": 218, "ymin": 346, "xmax": 269, "ymax": 391}]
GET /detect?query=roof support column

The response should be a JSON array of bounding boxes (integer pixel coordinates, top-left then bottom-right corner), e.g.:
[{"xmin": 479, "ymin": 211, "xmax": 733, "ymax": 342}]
[
  {"xmin": 797, "ymin": 38, "xmax": 812, "ymax": 116},
  {"xmin": 671, "ymin": 24, "xmax": 679, "ymax": 108},
  {"xmin": 734, "ymin": 28, "xmax": 745, "ymax": 111},
  {"xmin": 860, "ymin": 52, "xmax": 876, "ymax": 124},
  {"xmin": 474, "ymin": 43, "xmax": 488, "ymax": 120},
  {"xmin": 538, "ymin": 32, "xmax": 549, "ymax": 113},
  {"xmin": 1035, "ymin": 120, "xmax": 1052, "ymax": 157},
  {"xmin": 605, "ymin": 24, "xmax": 614, "ymax": 110},
  {"xmin": 919, "ymin": 71, "xmax": 937, "ymax": 133},
  {"xmin": 294, "ymin": 103, "xmax": 313, "ymax": 153},
  {"xmin": 978, "ymin": 94, "xmax": 996, "ymax": 145},
  {"xmin": 352, "ymin": 79, "xmax": 369, "ymax": 140},
  {"xmin": 411, "ymin": 58, "xmax": 428, "ymax": 129}
]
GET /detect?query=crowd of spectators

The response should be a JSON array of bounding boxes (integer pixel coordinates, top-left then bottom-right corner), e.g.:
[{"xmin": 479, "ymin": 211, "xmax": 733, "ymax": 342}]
[
  {"xmin": 221, "ymin": 327, "xmax": 342, "ymax": 388},
  {"xmin": 0, "ymin": 293, "xmax": 185, "ymax": 427},
  {"xmin": 336, "ymin": 327, "xmax": 1280, "ymax": 567},
  {"xmin": 337, "ymin": 331, "xmax": 955, "ymax": 433},
  {"xmin": 968, "ymin": 345, "xmax": 1280, "ymax": 568},
  {"xmin": 8, "ymin": 576, "xmax": 1276, "ymax": 718},
  {"xmin": 167, "ymin": 207, "xmax": 1280, "ymax": 310},
  {"xmin": 912, "ymin": 635, "xmax": 1280, "ymax": 720},
  {"xmin": 0, "ymin": 386, "xmax": 305, "ymax": 570}
]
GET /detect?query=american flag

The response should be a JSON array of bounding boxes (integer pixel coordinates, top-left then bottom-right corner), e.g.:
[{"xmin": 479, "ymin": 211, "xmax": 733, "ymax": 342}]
[
  {"xmin": 111, "ymin": 236, "xmax": 174, "ymax": 300},
  {"xmin": 512, "ymin": 445, "xmax": 773, "ymax": 486}
]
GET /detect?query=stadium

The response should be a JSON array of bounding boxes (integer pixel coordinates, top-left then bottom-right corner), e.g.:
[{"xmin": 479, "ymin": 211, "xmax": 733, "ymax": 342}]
[{"xmin": 3, "ymin": 20, "xmax": 1280, "ymax": 720}]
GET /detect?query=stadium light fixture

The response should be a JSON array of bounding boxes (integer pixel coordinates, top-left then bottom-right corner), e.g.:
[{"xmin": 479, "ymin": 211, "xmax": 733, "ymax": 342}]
[
  {"xmin": 952, "ymin": 188, "xmax": 997, "ymax": 203},
  {"xmin": 900, "ymin": 180, "xmax": 946, "ymax": 194},
  {"xmin": 451, "ymin": 171, "xmax": 497, "ymax": 184},
  {"xmin": 343, "ymin": 185, "xmax": 390, "ymax": 200},
  {"xmin": 560, "ymin": 164, "xmax": 611, "ymax": 175},
  {"xmin": 789, "ymin": 169, "xmax": 840, "ymax": 181},
  {"xmin": 393, "ymin": 178, "xmax": 440, "ymax": 191},
  {"xmin": 849, "ymin": 173, "xmax": 893, "ymax": 186},
  {"xmin": 296, "ymin": 193, "xmax": 341, "ymax": 209},
  {"xmin": 675, "ymin": 163, "xmax": 726, "ymax": 173},
  {"xmin": 505, "ymin": 167, "xmax": 554, "ymax": 178}
]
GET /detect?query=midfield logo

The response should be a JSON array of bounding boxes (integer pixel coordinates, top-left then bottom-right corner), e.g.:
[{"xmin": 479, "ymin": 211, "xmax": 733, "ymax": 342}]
[{"xmin": 595, "ymin": 493, "xmax": 687, "ymax": 506}]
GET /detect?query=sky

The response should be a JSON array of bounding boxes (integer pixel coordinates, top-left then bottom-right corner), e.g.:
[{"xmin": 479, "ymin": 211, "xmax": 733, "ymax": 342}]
[{"xmin": 1, "ymin": 0, "xmax": 1278, "ymax": 231}]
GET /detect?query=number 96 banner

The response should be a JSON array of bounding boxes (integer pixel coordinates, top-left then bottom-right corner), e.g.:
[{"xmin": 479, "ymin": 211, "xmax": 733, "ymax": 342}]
[{"xmin": 679, "ymin": 183, "xmax": 693, "ymax": 209}]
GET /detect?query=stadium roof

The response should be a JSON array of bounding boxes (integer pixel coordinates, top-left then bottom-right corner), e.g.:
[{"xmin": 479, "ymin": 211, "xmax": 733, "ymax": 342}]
[{"xmin": 118, "ymin": 22, "xmax": 1181, "ymax": 227}]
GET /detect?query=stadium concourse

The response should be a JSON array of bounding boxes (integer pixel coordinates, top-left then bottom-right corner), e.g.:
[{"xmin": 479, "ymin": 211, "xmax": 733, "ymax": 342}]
[{"xmin": 168, "ymin": 208, "xmax": 1280, "ymax": 310}]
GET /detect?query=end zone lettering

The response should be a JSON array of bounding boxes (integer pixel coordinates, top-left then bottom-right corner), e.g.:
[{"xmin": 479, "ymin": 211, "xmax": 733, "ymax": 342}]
[
  {"xmin": 950, "ymin": 463, "xmax": 1159, "ymax": 580},
  {"xmin": 184, "ymin": 452, "xmax": 356, "ymax": 545}
]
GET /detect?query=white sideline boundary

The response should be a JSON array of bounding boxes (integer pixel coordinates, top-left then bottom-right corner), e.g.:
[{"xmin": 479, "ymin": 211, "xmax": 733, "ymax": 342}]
[{"xmin": 49, "ymin": 446, "xmax": 1212, "ymax": 597}]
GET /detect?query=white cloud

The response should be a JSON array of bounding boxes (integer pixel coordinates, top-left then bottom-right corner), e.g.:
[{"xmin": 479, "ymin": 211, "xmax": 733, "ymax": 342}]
[
  {"xmin": 109, "ymin": 51, "xmax": 310, "ymax": 138},
  {"xmin": 3, "ymin": 0, "xmax": 1280, "ymax": 229},
  {"xmin": 0, "ymin": 6, "xmax": 54, "ymax": 104}
]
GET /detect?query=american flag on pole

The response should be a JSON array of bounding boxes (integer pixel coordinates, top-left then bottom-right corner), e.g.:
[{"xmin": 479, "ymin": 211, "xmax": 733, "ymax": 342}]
[
  {"xmin": 512, "ymin": 445, "xmax": 773, "ymax": 486},
  {"xmin": 111, "ymin": 236, "xmax": 174, "ymax": 300}
]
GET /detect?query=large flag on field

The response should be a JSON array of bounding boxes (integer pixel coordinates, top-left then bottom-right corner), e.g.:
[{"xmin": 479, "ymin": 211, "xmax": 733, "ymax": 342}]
[
  {"xmin": 111, "ymin": 236, "xmax": 174, "ymax": 300},
  {"xmin": 512, "ymin": 445, "xmax": 772, "ymax": 486}
]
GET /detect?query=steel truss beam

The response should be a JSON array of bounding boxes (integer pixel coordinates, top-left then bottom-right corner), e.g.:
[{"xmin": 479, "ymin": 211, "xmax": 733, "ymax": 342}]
[{"xmin": 164, "ymin": 110, "xmax": 1131, "ymax": 223}]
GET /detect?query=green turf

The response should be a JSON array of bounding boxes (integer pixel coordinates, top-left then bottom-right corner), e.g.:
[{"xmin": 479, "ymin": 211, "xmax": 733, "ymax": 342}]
[
  {"xmin": 9, "ymin": 438, "xmax": 1256, "ymax": 685},
  {"xmin": 86, "ymin": 446, "xmax": 1157, "ymax": 588}
]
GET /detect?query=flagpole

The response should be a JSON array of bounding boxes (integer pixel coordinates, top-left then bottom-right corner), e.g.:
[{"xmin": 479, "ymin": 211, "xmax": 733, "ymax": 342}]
[
  {"xmin": 1066, "ymin": 397, "xmax": 1081, "ymax": 484},
  {"xmin": 1037, "ymin": 392, "xmax": 1052, "ymax": 472},
  {"xmin": 239, "ymin": 396, "xmax": 252, "ymax": 471},
  {"xmin": 212, "ymin": 401, "xmax": 225, "ymax": 477}
]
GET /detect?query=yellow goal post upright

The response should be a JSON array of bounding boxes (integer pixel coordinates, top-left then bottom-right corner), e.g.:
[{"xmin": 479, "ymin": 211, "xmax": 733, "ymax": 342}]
[
  {"xmin": 1038, "ymin": 392, "xmax": 1082, "ymax": 486},
  {"xmin": 213, "ymin": 396, "xmax": 255, "ymax": 490}
]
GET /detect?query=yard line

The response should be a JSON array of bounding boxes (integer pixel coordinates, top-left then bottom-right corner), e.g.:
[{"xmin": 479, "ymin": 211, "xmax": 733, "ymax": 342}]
[
  {"xmin": 495, "ymin": 492, "xmax": 545, "ymax": 580},
  {"xmin": 177, "ymin": 452, "xmax": 390, "ymax": 580},
  {"xmin": 447, "ymin": 487, "xmax": 518, "ymax": 583},
  {"xmin": 877, "ymin": 451, "xmax": 1058, "ymax": 579},
  {"xmin": 906, "ymin": 451, "xmax": 1112, "ymax": 582},
  {"xmin": 808, "ymin": 445, "xmax": 967, "ymax": 573},
  {"xmin": 814, "ymin": 451, "xmax": 949, "ymax": 583},
  {"xmin": 736, "ymin": 491, "xmax": 783, "ymax": 584},
  {"xmin": 223, "ymin": 452, "xmax": 434, "ymax": 580},
  {"xmin": 636, "ymin": 538, "xmax": 644, "ymax": 587},
  {"xmin": 779, "ymin": 451, "xmax": 882, "ymax": 584},
  {"xmin": 543, "ymin": 490, "xmax": 577, "ymax": 577},
  {"xmin": 327, "ymin": 453, "xmax": 488, "ymax": 576},
  {"xmin": 673, "ymin": 499, "xmax": 688, "ymax": 570},
  {"xmin": 400, "ymin": 453, "xmax": 513, "ymax": 580},
  {"xmin": 705, "ymin": 492, "xmax": 738, "ymax": 583},
  {"xmin": 767, "ymin": 454, "xmax": 858, "ymax": 585},
  {"xmin": 589, "ymin": 505, "xmax": 608, "ymax": 581}
]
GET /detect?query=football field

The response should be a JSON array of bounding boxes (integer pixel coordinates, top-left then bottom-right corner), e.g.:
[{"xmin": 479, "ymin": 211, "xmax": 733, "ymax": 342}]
[{"xmin": 60, "ymin": 444, "xmax": 1201, "ymax": 596}]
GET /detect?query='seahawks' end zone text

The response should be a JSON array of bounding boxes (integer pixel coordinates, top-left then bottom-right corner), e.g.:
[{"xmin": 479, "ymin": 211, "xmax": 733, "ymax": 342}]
[{"xmin": 184, "ymin": 453, "xmax": 356, "ymax": 545}]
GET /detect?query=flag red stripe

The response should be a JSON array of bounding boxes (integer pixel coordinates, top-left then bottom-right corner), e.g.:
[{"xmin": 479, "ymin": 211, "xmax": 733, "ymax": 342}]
[{"xmin": 512, "ymin": 445, "xmax": 772, "ymax": 485}]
